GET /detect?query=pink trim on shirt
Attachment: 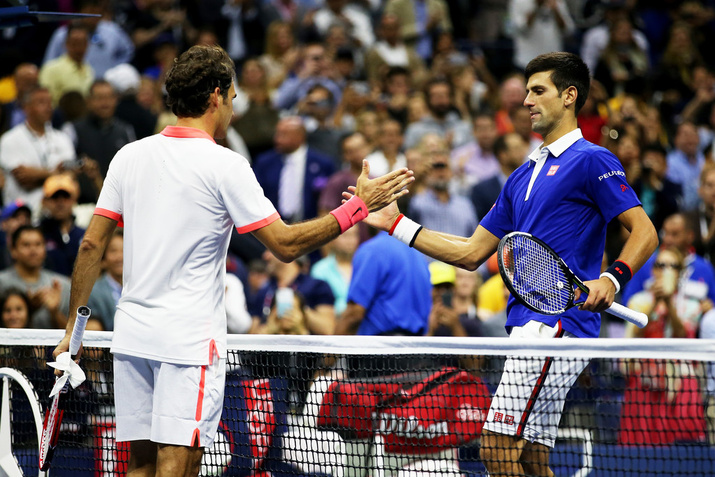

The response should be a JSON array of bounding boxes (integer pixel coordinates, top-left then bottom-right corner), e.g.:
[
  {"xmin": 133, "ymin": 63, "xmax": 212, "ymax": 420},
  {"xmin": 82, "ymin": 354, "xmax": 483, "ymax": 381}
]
[
  {"xmin": 94, "ymin": 208, "xmax": 124, "ymax": 227},
  {"xmin": 236, "ymin": 211, "xmax": 280, "ymax": 234},
  {"xmin": 160, "ymin": 126, "xmax": 216, "ymax": 143}
]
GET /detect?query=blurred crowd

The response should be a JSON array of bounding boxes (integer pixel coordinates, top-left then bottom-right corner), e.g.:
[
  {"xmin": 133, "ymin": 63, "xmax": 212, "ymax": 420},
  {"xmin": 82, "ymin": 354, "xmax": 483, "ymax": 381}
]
[{"xmin": 0, "ymin": 0, "xmax": 714, "ymax": 447}]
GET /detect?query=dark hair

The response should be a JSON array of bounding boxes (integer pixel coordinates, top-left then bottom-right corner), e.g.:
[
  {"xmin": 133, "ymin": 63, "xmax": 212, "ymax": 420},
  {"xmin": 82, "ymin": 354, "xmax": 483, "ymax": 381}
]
[
  {"xmin": 11, "ymin": 225, "xmax": 43, "ymax": 249},
  {"xmin": 165, "ymin": 45, "xmax": 235, "ymax": 118},
  {"xmin": 89, "ymin": 79, "xmax": 115, "ymax": 96},
  {"xmin": 66, "ymin": 22, "xmax": 91, "ymax": 40},
  {"xmin": 0, "ymin": 287, "xmax": 32, "ymax": 328},
  {"xmin": 524, "ymin": 52, "xmax": 591, "ymax": 115}
]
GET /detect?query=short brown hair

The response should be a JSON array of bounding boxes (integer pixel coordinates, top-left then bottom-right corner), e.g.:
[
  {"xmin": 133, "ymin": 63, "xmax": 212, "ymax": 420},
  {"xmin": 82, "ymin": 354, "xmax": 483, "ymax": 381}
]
[{"xmin": 165, "ymin": 45, "xmax": 235, "ymax": 118}]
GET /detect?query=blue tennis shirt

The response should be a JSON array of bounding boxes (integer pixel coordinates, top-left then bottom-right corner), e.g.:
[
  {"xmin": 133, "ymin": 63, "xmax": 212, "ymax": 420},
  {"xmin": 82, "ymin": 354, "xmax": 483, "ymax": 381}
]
[{"xmin": 480, "ymin": 129, "xmax": 641, "ymax": 338}]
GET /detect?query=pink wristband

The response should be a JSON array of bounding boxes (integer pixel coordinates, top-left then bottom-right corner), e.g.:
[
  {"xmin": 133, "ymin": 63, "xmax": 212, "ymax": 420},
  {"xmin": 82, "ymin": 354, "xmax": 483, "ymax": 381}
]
[{"xmin": 330, "ymin": 196, "xmax": 368, "ymax": 233}]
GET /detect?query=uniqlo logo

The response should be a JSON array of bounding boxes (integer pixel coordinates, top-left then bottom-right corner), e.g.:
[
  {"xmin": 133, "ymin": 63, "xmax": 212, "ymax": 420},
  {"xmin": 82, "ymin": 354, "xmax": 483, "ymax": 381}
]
[
  {"xmin": 494, "ymin": 412, "xmax": 504, "ymax": 423},
  {"xmin": 505, "ymin": 415, "xmax": 515, "ymax": 425},
  {"xmin": 547, "ymin": 165, "xmax": 559, "ymax": 176}
]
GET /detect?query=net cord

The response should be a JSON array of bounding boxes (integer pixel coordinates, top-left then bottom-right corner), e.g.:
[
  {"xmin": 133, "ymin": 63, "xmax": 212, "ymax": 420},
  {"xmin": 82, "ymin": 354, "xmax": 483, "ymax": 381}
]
[{"xmin": 0, "ymin": 330, "xmax": 713, "ymax": 361}]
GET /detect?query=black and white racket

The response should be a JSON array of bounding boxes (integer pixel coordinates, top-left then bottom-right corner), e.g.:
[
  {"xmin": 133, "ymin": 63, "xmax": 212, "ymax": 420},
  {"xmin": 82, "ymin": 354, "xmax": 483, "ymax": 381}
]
[
  {"xmin": 39, "ymin": 306, "xmax": 91, "ymax": 471},
  {"xmin": 497, "ymin": 232, "xmax": 648, "ymax": 328}
]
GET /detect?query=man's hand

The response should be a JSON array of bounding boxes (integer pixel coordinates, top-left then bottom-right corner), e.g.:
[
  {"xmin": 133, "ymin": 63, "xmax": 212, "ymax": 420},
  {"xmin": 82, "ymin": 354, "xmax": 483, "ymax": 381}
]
[
  {"xmin": 353, "ymin": 160, "xmax": 413, "ymax": 213},
  {"xmin": 576, "ymin": 277, "xmax": 615, "ymax": 312},
  {"xmin": 342, "ymin": 185, "xmax": 401, "ymax": 231}
]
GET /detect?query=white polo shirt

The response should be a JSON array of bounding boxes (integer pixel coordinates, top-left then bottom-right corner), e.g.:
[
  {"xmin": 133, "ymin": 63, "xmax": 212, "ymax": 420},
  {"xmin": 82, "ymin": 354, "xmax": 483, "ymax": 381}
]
[
  {"xmin": 96, "ymin": 126, "xmax": 279, "ymax": 365},
  {"xmin": 0, "ymin": 122, "xmax": 75, "ymax": 215}
]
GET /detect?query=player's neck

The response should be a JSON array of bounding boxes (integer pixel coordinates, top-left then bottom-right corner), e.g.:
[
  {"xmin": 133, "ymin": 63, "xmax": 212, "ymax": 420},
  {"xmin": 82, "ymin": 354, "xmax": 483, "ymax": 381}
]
[
  {"xmin": 174, "ymin": 116, "xmax": 218, "ymax": 138},
  {"xmin": 541, "ymin": 116, "xmax": 578, "ymax": 147}
]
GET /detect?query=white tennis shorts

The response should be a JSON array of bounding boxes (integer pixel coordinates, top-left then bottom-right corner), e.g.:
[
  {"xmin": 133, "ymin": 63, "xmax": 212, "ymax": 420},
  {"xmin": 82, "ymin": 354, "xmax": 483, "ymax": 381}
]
[
  {"xmin": 113, "ymin": 353, "xmax": 226, "ymax": 447},
  {"xmin": 483, "ymin": 320, "xmax": 589, "ymax": 448}
]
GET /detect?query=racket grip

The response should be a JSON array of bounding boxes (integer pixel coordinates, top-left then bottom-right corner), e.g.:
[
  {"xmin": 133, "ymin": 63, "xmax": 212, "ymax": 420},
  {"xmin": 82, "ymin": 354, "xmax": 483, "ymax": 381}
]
[
  {"xmin": 606, "ymin": 302, "xmax": 648, "ymax": 328},
  {"xmin": 69, "ymin": 306, "xmax": 91, "ymax": 357}
]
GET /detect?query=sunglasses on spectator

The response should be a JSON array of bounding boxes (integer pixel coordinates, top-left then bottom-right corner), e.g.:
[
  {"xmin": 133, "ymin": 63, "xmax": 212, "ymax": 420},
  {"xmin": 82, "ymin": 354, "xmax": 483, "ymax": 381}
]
[
  {"xmin": 431, "ymin": 162, "xmax": 449, "ymax": 170},
  {"xmin": 653, "ymin": 262, "xmax": 681, "ymax": 270}
]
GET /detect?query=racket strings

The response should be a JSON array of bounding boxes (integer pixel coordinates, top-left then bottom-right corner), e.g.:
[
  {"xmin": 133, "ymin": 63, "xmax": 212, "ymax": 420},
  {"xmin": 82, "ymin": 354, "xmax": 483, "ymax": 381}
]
[{"xmin": 503, "ymin": 236, "xmax": 571, "ymax": 314}]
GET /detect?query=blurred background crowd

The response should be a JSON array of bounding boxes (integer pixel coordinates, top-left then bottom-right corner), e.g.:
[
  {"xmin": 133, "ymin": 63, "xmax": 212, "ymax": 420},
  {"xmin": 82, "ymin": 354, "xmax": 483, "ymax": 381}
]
[{"xmin": 0, "ymin": 0, "xmax": 714, "ymax": 354}]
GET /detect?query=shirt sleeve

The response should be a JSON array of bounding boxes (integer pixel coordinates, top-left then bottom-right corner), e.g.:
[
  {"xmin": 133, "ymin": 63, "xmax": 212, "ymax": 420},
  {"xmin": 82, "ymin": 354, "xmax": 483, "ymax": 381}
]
[
  {"xmin": 219, "ymin": 157, "xmax": 279, "ymax": 233},
  {"xmin": 95, "ymin": 152, "xmax": 123, "ymax": 220},
  {"xmin": 302, "ymin": 277, "xmax": 335, "ymax": 308},
  {"xmin": 478, "ymin": 175, "xmax": 515, "ymax": 239},
  {"xmin": 347, "ymin": 243, "xmax": 382, "ymax": 310},
  {"xmin": 586, "ymin": 148, "xmax": 642, "ymax": 223}
]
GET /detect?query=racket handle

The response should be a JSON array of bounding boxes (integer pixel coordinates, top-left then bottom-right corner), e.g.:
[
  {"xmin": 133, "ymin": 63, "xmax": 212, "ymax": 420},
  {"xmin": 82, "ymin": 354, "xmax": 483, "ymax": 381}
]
[
  {"xmin": 69, "ymin": 306, "xmax": 91, "ymax": 357},
  {"xmin": 606, "ymin": 302, "xmax": 648, "ymax": 328}
]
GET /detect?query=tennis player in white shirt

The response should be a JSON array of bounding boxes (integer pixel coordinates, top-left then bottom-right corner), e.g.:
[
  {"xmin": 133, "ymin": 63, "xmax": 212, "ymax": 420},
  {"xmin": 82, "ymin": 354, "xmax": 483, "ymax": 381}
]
[{"xmin": 53, "ymin": 45, "xmax": 413, "ymax": 477}]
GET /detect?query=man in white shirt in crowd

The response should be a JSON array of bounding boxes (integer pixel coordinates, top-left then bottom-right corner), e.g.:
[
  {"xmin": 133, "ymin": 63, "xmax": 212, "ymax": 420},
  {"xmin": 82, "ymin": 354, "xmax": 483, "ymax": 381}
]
[{"xmin": 0, "ymin": 86, "xmax": 75, "ymax": 218}]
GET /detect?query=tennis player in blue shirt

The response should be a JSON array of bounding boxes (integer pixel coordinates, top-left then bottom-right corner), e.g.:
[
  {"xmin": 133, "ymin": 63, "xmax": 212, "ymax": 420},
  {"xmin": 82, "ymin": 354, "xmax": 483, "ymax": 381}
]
[{"xmin": 349, "ymin": 52, "xmax": 658, "ymax": 476}]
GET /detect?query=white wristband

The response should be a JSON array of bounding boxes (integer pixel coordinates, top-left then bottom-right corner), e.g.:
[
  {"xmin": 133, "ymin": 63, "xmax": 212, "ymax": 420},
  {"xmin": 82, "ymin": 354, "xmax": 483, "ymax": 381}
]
[
  {"xmin": 390, "ymin": 215, "xmax": 422, "ymax": 247},
  {"xmin": 599, "ymin": 272, "xmax": 621, "ymax": 294}
]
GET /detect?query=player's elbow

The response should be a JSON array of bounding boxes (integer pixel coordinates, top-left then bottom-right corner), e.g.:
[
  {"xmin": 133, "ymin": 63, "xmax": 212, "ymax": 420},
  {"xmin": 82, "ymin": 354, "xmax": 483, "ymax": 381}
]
[
  {"xmin": 644, "ymin": 223, "xmax": 659, "ymax": 256},
  {"xmin": 78, "ymin": 235, "xmax": 102, "ymax": 255}
]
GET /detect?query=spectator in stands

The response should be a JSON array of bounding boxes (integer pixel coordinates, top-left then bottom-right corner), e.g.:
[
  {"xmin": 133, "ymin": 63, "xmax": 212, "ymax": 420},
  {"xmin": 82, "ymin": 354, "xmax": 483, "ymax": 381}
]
[
  {"xmin": 312, "ymin": 0, "xmax": 375, "ymax": 50},
  {"xmin": 0, "ymin": 288, "xmax": 32, "ymax": 329},
  {"xmin": 365, "ymin": 118, "xmax": 406, "ymax": 178},
  {"xmin": 653, "ymin": 22, "xmax": 704, "ymax": 120},
  {"xmin": 297, "ymin": 85, "xmax": 345, "ymax": 163},
  {"xmin": 508, "ymin": 0, "xmax": 575, "ymax": 70},
  {"xmin": 259, "ymin": 21, "xmax": 300, "ymax": 92},
  {"xmin": 408, "ymin": 135, "xmax": 478, "ymax": 238},
  {"xmin": 43, "ymin": 0, "xmax": 135, "ymax": 79},
  {"xmin": 215, "ymin": 0, "xmax": 279, "ymax": 68},
  {"xmin": 667, "ymin": 121, "xmax": 705, "ymax": 211},
  {"xmin": 383, "ymin": 0, "xmax": 452, "ymax": 63},
  {"xmin": 593, "ymin": 17, "xmax": 649, "ymax": 98},
  {"xmin": 39, "ymin": 24, "xmax": 95, "ymax": 106},
  {"xmin": 494, "ymin": 74, "xmax": 526, "ymax": 135},
  {"xmin": 233, "ymin": 59, "xmax": 280, "ymax": 159},
  {"xmin": 397, "ymin": 147, "xmax": 429, "ymax": 213},
  {"xmin": 427, "ymin": 261, "xmax": 485, "ymax": 337},
  {"xmin": 403, "ymin": 77, "xmax": 472, "ymax": 149},
  {"xmin": 39, "ymin": 174, "xmax": 85, "ymax": 277},
  {"xmin": 620, "ymin": 247, "xmax": 706, "ymax": 446},
  {"xmin": 0, "ymin": 226, "xmax": 70, "ymax": 329},
  {"xmin": 250, "ymin": 250, "xmax": 335, "ymax": 335},
  {"xmin": 692, "ymin": 164, "xmax": 715, "ymax": 261},
  {"xmin": 66, "ymin": 79, "xmax": 136, "ymax": 179},
  {"xmin": 632, "ymin": 143, "xmax": 682, "ymax": 233},
  {"xmin": 449, "ymin": 113, "xmax": 500, "ymax": 194},
  {"xmin": 615, "ymin": 134, "xmax": 641, "ymax": 184},
  {"xmin": 87, "ymin": 230, "xmax": 123, "ymax": 331},
  {"xmin": 364, "ymin": 14, "xmax": 427, "ymax": 88},
  {"xmin": 0, "ymin": 201, "xmax": 31, "ymax": 270},
  {"xmin": 104, "ymin": 63, "xmax": 157, "ymax": 139},
  {"xmin": 130, "ymin": 0, "xmax": 196, "ymax": 73},
  {"xmin": 0, "ymin": 87, "xmax": 75, "ymax": 218},
  {"xmin": 253, "ymin": 116, "xmax": 336, "ymax": 223},
  {"xmin": 273, "ymin": 41, "xmax": 342, "ymax": 111},
  {"xmin": 623, "ymin": 213, "xmax": 715, "ymax": 338},
  {"xmin": 378, "ymin": 66, "xmax": 413, "ymax": 128},
  {"xmin": 0, "ymin": 63, "xmax": 39, "ymax": 134},
  {"xmin": 311, "ymin": 225, "xmax": 359, "ymax": 316},
  {"xmin": 330, "ymin": 81, "xmax": 371, "ymax": 135},
  {"xmin": 354, "ymin": 109, "xmax": 380, "ymax": 151},
  {"xmin": 580, "ymin": 1, "xmax": 649, "ymax": 75},
  {"xmin": 470, "ymin": 132, "xmax": 529, "ymax": 221},
  {"xmin": 577, "ymin": 79, "xmax": 609, "ymax": 146}
]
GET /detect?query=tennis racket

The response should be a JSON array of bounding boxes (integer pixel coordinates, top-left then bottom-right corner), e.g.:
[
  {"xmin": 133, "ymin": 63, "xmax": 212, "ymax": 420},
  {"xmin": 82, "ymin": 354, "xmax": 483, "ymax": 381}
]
[
  {"xmin": 497, "ymin": 232, "xmax": 648, "ymax": 328},
  {"xmin": 39, "ymin": 305, "xmax": 91, "ymax": 471}
]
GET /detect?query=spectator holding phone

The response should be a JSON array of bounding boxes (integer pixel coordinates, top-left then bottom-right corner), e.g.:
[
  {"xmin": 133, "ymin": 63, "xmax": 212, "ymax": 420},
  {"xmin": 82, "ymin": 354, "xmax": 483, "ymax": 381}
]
[{"xmin": 261, "ymin": 287, "xmax": 310, "ymax": 335}]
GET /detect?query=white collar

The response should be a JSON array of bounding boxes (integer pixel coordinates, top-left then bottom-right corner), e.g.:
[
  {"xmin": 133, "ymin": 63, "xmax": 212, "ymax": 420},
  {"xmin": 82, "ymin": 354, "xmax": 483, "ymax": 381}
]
[{"xmin": 528, "ymin": 128, "xmax": 583, "ymax": 162}]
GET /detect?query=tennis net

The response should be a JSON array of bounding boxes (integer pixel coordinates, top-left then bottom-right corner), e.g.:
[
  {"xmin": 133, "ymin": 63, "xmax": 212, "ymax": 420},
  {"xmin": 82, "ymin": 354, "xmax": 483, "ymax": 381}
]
[{"xmin": 1, "ymin": 330, "xmax": 713, "ymax": 476}]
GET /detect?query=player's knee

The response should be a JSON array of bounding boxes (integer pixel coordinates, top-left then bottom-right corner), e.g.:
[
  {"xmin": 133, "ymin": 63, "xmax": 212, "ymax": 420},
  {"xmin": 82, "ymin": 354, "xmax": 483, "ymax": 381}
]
[{"xmin": 479, "ymin": 430, "xmax": 501, "ymax": 465}]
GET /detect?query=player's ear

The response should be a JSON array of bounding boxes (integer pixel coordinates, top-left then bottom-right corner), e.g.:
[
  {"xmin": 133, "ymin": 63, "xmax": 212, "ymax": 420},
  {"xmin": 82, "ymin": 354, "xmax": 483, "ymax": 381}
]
[{"xmin": 563, "ymin": 85, "xmax": 578, "ymax": 110}]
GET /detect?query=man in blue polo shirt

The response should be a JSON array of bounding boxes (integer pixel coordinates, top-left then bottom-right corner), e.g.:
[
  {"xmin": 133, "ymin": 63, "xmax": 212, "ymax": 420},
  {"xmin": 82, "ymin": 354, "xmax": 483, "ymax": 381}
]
[{"xmin": 353, "ymin": 52, "xmax": 658, "ymax": 476}]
